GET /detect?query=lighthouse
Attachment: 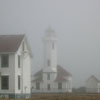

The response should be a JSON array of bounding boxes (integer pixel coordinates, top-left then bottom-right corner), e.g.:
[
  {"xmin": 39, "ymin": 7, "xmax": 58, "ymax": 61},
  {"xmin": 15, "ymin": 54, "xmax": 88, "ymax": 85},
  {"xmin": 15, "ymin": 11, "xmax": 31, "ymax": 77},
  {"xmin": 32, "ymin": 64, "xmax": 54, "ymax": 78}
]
[
  {"xmin": 43, "ymin": 26, "xmax": 57, "ymax": 72},
  {"xmin": 32, "ymin": 27, "xmax": 72, "ymax": 93}
]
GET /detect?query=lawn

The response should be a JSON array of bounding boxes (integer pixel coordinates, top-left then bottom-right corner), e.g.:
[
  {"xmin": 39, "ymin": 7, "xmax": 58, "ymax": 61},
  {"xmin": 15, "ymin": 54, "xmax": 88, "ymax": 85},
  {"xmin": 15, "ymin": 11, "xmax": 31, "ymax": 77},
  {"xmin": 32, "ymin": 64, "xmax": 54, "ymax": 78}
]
[
  {"xmin": 2, "ymin": 93, "xmax": 100, "ymax": 100},
  {"xmin": 31, "ymin": 93, "xmax": 100, "ymax": 100}
]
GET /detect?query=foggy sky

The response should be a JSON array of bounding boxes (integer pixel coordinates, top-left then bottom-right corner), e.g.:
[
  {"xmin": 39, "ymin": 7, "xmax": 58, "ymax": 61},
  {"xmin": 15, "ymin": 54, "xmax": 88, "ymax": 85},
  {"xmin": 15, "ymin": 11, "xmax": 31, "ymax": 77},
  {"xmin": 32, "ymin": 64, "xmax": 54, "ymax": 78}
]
[{"xmin": 0, "ymin": 0, "xmax": 100, "ymax": 87}]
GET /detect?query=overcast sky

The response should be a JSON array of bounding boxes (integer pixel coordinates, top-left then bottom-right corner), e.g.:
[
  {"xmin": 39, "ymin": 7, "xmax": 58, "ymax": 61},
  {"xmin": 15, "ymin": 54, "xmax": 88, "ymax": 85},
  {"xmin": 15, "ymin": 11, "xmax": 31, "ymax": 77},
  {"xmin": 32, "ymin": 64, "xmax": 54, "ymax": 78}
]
[{"xmin": 0, "ymin": 0, "xmax": 100, "ymax": 88}]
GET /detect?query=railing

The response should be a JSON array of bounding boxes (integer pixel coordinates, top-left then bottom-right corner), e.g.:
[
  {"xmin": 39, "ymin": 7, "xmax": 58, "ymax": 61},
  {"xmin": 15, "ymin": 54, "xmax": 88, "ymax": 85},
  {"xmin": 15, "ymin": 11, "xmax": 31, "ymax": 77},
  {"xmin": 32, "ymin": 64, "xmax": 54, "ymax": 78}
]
[
  {"xmin": 86, "ymin": 88, "xmax": 100, "ymax": 93},
  {"xmin": 32, "ymin": 88, "xmax": 72, "ymax": 93}
]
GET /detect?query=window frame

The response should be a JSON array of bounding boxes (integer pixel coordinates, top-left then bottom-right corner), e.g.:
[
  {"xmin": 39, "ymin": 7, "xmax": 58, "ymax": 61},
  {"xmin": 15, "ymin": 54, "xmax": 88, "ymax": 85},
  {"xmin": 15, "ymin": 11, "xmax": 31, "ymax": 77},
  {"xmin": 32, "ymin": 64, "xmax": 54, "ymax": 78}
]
[
  {"xmin": 58, "ymin": 82, "xmax": 62, "ymax": 90},
  {"xmin": 47, "ymin": 73, "xmax": 50, "ymax": 80},
  {"xmin": 18, "ymin": 75, "xmax": 21, "ymax": 90},
  {"xmin": 1, "ymin": 54, "xmax": 9, "ymax": 68},
  {"xmin": 47, "ymin": 84, "xmax": 50, "ymax": 90},
  {"xmin": 18, "ymin": 55, "xmax": 20, "ymax": 68},
  {"xmin": 47, "ymin": 59, "xmax": 51, "ymax": 67},
  {"xmin": 36, "ymin": 82, "xmax": 40, "ymax": 90},
  {"xmin": 22, "ymin": 42, "xmax": 25, "ymax": 51},
  {"xmin": 1, "ymin": 75, "xmax": 9, "ymax": 90}
]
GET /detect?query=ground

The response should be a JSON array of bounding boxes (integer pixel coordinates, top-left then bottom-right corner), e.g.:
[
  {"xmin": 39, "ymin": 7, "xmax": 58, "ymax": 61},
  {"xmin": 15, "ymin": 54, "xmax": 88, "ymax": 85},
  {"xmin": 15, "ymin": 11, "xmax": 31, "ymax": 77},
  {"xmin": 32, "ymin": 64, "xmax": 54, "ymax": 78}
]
[
  {"xmin": 2, "ymin": 93, "xmax": 100, "ymax": 100},
  {"xmin": 31, "ymin": 94, "xmax": 100, "ymax": 100}
]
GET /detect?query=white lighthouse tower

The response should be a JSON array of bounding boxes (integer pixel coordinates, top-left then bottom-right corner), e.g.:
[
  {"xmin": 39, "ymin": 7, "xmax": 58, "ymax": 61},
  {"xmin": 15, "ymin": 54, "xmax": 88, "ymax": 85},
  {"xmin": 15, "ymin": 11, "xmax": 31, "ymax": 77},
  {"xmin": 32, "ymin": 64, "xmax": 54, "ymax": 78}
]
[
  {"xmin": 43, "ymin": 26, "xmax": 57, "ymax": 73},
  {"xmin": 42, "ymin": 27, "xmax": 58, "ymax": 91},
  {"xmin": 32, "ymin": 27, "xmax": 72, "ymax": 93}
]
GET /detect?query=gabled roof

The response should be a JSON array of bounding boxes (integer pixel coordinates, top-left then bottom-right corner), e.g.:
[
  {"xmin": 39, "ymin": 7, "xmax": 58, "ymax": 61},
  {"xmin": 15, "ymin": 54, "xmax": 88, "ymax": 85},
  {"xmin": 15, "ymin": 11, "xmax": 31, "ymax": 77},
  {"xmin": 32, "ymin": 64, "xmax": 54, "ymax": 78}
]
[
  {"xmin": 0, "ymin": 34, "xmax": 25, "ymax": 52},
  {"xmin": 32, "ymin": 65, "xmax": 72, "ymax": 82},
  {"xmin": 34, "ymin": 69, "xmax": 43, "ymax": 77},
  {"xmin": 86, "ymin": 75, "xmax": 100, "ymax": 82},
  {"xmin": 57, "ymin": 65, "xmax": 72, "ymax": 76},
  {"xmin": 55, "ymin": 65, "xmax": 72, "ymax": 82},
  {"xmin": 33, "ymin": 75, "xmax": 43, "ymax": 82}
]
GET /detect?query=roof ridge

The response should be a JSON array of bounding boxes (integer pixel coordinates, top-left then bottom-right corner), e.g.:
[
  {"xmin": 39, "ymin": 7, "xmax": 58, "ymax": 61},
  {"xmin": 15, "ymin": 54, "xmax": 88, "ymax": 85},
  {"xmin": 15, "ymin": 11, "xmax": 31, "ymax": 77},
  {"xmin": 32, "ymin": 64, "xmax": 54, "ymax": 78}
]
[
  {"xmin": 86, "ymin": 75, "xmax": 100, "ymax": 82},
  {"xmin": 0, "ymin": 34, "xmax": 25, "ymax": 36}
]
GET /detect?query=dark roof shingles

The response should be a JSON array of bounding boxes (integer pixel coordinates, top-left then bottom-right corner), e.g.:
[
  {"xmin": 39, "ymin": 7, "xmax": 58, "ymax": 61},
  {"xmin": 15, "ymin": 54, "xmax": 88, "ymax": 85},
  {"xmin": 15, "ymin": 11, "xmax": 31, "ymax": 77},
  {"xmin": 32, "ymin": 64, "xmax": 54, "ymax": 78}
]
[
  {"xmin": 55, "ymin": 65, "xmax": 72, "ymax": 82},
  {"xmin": 33, "ymin": 65, "xmax": 72, "ymax": 82},
  {"xmin": 0, "ymin": 34, "xmax": 24, "ymax": 52}
]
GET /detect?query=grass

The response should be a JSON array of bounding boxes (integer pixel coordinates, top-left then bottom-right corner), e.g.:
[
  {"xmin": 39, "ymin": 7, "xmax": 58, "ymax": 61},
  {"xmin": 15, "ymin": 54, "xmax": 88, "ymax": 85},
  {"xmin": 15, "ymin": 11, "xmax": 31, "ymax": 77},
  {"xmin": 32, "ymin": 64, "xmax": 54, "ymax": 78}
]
[
  {"xmin": 2, "ymin": 93, "xmax": 100, "ymax": 100},
  {"xmin": 31, "ymin": 93, "xmax": 100, "ymax": 100}
]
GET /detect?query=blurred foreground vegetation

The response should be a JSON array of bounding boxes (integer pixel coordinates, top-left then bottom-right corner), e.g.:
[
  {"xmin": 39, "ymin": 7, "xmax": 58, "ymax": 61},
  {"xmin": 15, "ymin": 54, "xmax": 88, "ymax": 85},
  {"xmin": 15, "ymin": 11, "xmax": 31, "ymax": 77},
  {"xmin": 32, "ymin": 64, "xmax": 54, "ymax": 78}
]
[{"xmin": 2, "ymin": 93, "xmax": 100, "ymax": 100}]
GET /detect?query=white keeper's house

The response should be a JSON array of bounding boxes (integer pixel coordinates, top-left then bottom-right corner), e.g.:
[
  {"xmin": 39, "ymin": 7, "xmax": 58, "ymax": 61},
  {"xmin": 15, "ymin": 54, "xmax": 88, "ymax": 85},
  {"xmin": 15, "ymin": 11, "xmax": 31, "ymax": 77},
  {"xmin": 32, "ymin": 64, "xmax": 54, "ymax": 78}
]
[
  {"xmin": 0, "ymin": 34, "xmax": 32, "ymax": 98},
  {"xmin": 32, "ymin": 27, "xmax": 72, "ymax": 93},
  {"xmin": 85, "ymin": 75, "xmax": 100, "ymax": 93}
]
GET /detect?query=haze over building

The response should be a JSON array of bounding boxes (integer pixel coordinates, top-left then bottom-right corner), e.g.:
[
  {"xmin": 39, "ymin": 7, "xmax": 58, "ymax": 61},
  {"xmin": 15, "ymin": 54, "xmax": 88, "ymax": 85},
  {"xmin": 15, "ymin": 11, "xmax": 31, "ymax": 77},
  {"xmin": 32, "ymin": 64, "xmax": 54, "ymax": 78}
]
[
  {"xmin": 32, "ymin": 27, "xmax": 72, "ymax": 93},
  {"xmin": 0, "ymin": 0, "xmax": 100, "ymax": 87}
]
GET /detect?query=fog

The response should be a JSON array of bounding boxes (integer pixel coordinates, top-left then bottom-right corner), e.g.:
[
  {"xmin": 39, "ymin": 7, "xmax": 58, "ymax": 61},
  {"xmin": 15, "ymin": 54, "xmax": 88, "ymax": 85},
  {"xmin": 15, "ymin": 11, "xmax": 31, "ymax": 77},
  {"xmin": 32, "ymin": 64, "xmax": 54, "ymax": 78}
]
[{"xmin": 0, "ymin": 0, "xmax": 100, "ymax": 88}]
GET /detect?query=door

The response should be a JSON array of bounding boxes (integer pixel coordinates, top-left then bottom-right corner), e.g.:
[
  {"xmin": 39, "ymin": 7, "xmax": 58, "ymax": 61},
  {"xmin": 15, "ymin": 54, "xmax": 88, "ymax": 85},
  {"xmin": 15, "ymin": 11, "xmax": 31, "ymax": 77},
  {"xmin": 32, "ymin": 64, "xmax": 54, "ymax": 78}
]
[{"xmin": 47, "ymin": 84, "xmax": 50, "ymax": 90}]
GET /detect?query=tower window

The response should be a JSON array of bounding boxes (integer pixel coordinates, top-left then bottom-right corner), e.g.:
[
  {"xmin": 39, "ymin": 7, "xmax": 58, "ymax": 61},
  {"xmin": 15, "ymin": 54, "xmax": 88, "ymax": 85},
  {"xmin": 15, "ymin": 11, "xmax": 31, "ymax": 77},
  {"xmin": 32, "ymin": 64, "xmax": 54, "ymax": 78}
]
[
  {"xmin": 47, "ymin": 84, "xmax": 50, "ymax": 90},
  {"xmin": 52, "ymin": 42, "xmax": 55, "ymax": 49},
  {"xmin": 47, "ymin": 59, "xmax": 51, "ymax": 67},
  {"xmin": 47, "ymin": 73, "xmax": 50, "ymax": 80},
  {"xmin": 36, "ymin": 82, "xmax": 40, "ymax": 90},
  {"xmin": 58, "ymin": 82, "xmax": 62, "ymax": 89}
]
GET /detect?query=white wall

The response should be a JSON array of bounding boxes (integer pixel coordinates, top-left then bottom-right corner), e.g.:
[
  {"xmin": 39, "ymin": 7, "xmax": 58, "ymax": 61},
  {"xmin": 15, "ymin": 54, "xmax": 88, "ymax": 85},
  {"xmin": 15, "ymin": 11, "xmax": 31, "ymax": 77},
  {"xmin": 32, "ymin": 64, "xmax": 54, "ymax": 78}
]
[
  {"xmin": 15, "ymin": 39, "xmax": 31, "ymax": 94},
  {"xmin": 43, "ymin": 72, "xmax": 57, "ymax": 82},
  {"xmin": 32, "ymin": 32, "xmax": 72, "ymax": 93},
  {"xmin": 22, "ymin": 54, "xmax": 31, "ymax": 93},
  {"xmin": 86, "ymin": 78, "xmax": 100, "ymax": 93},
  {"xmin": 0, "ymin": 53, "xmax": 15, "ymax": 94},
  {"xmin": 32, "ymin": 76, "xmax": 72, "ymax": 93},
  {"xmin": 43, "ymin": 38, "xmax": 57, "ymax": 72}
]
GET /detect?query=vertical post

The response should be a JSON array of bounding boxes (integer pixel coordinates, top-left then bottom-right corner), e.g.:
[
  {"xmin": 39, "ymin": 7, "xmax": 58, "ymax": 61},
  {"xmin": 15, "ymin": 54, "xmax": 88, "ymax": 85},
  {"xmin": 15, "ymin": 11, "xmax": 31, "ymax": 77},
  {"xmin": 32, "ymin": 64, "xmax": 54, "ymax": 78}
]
[
  {"xmin": 31, "ymin": 87, "xmax": 33, "ymax": 98},
  {"xmin": 98, "ymin": 83, "xmax": 100, "ymax": 93},
  {"xmin": 13, "ymin": 88, "xmax": 16, "ymax": 100},
  {"xmin": 24, "ymin": 86, "xmax": 27, "ymax": 99},
  {"xmin": 21, "ymin": 90, "xmax": 23, "ymax": 99},
  {"xmin": 14, "ymin": 94, "xmax": 16, "ymax": 100}
]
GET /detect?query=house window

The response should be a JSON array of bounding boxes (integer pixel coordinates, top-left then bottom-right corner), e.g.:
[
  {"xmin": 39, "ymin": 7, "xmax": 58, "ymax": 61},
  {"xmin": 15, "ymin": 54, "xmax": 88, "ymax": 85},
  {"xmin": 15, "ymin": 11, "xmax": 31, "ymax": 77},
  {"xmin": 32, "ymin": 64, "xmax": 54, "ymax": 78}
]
[
  {"xmin": 58, "ymin": 82, "xmax": 62, "ymax": 89},
  {"xmin": 22, "ymin": 42, "xmax": 25, "ymax": 51},
  {"xmin": 18, "ymin": 55, "xmax": 20, "ymax": 68},
  {"xmin": 1, "ymin": 76, "xmax": 9, "ymax": 90},
  {"xmin": 47, "ymin": 84, "xmax": 50, "ymax": 90},
  {"xmin": 36, "ymin": 82, "xmax": 40, "ymax": 90},
  {"xmin": 18, "ymin": 76, "xmax": 21, "ymax": 90},
  {"xmin": 47, "ymin": 59, "xmax": 51, "ymax": 67},
  {"xmin": 47, "ymin": 73, "xmax": 50, "ymax": 80},
  {"xmin": 1, "ymin": 54, "xmax": 9, "ymax": 67}
]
